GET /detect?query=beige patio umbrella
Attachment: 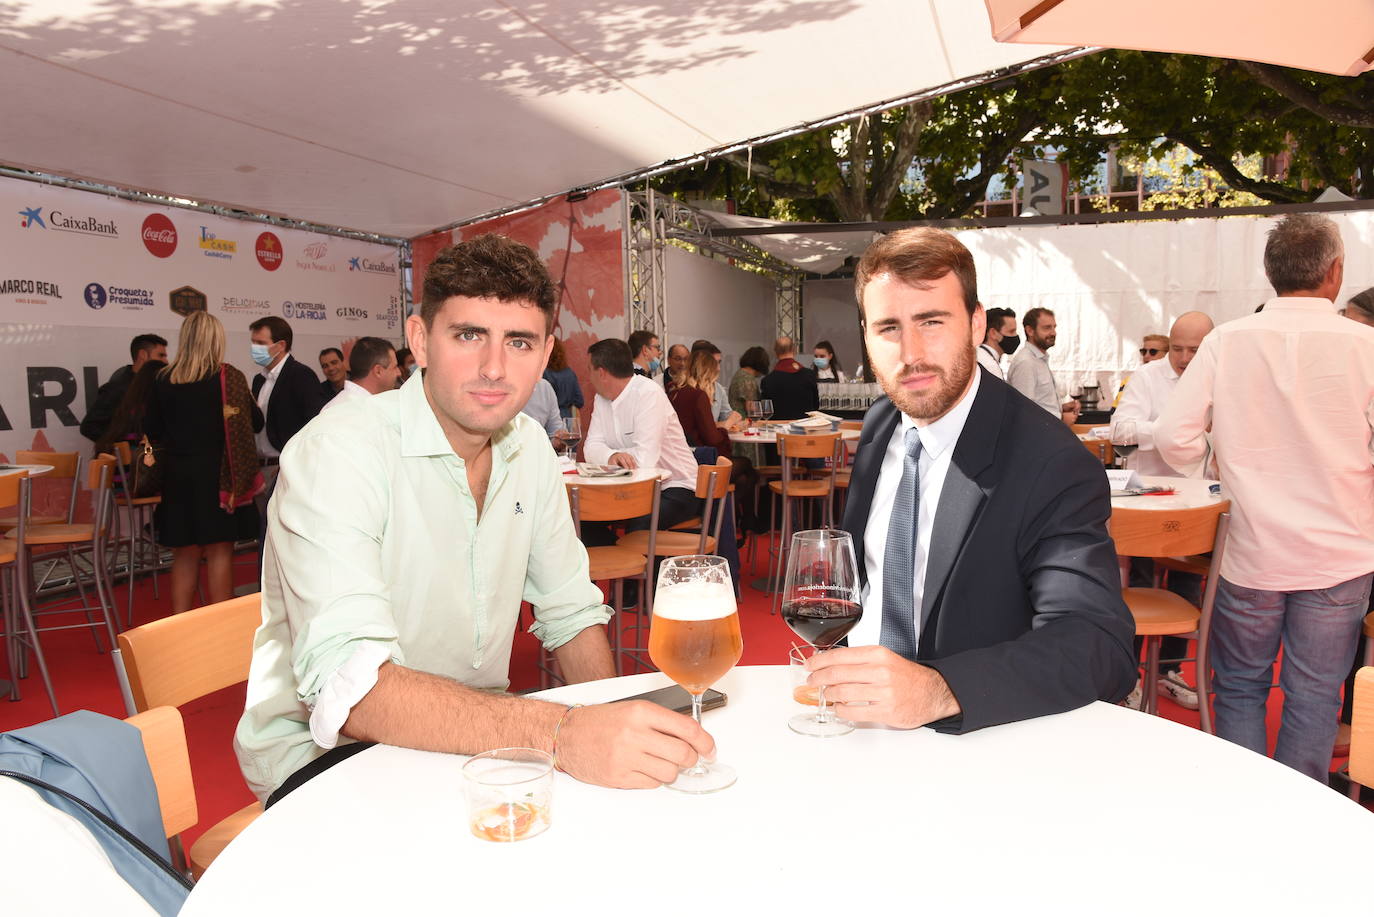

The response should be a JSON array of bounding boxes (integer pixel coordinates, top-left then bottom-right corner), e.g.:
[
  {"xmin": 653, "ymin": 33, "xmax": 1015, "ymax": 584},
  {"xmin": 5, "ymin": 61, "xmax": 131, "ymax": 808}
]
[{"xmin": 984, "ymin": 0, "xmax": 1374, "ymax": 76}]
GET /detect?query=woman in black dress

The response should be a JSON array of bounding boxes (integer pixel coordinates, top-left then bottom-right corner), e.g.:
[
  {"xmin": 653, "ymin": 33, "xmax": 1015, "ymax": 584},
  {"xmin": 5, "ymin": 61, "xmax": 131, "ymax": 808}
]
[{"xmin": 144, "ymin": 313, "xmax": 263, "ymax": 613}]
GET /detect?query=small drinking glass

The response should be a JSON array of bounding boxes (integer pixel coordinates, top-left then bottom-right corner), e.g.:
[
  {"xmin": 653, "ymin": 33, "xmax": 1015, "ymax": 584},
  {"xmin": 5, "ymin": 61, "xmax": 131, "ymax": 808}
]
[
  {"xmin": 463, "ymin": 747, "xmax": 554, "ymax": 842},
  {"xmin": 789, "ymin": 644, "xmax": 821, "ymax": 707}
]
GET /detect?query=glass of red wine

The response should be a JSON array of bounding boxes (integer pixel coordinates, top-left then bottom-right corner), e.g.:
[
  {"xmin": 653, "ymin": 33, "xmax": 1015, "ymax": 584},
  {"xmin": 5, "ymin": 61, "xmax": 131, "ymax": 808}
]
[{"xmin": 780, "ymin": 529, "xmax": 862, "ymax": 737}]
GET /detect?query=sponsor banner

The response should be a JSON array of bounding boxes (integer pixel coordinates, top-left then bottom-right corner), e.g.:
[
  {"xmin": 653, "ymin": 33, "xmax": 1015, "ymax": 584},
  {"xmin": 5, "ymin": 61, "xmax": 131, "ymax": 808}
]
[{"xmin": 0, "ymin": 175, "xmax": 403, "ymax": 458}]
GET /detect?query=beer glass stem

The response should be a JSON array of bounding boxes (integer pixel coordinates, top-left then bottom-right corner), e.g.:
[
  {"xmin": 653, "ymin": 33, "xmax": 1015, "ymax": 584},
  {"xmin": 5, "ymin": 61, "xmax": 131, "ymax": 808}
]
[{"xmin": 685, "ymin": 693, "xmax": 708, "ymax": 777}]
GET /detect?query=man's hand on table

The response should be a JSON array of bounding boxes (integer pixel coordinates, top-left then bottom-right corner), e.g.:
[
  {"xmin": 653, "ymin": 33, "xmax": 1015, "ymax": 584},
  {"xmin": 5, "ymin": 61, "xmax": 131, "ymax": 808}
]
[
  {"xmin": 806, "ymin": 645, "xmax": 961, "ymax": 728},
  {"xmin": 608, "ymin": 452, "xmax": 638, "ymax": 470},
  {"xmin": 554, "ymin": 701, "xmax": 715, "ymax": 789}
]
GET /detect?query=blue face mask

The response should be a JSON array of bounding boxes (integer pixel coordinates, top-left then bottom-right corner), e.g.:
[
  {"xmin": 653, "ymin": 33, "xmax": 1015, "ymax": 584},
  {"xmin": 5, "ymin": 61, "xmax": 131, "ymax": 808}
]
[
  {"xmin": 813, "ymin": 356, "xmax": 830, "ymax": 369},
  {"xmin": 250, "ymin": 343, "xmax": 273, "ymax": 367},
  {"xmin": 648, "ymin": 357, "xmax": 662, "ymax": 374}
]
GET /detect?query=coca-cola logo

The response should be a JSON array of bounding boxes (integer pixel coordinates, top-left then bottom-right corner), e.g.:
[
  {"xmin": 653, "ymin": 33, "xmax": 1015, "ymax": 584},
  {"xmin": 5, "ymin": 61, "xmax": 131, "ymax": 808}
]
[
  {"xmin": 141, "ymin": 213, "xmax": 177, "ymax": 258},
  {"xmin": 255, "ymin": 231, "xmax": 283, "ymax": 271}
]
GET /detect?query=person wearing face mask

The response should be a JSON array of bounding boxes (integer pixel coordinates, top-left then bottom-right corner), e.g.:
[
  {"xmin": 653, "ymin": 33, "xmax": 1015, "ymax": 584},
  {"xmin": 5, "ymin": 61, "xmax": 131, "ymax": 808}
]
[
  {"xmin": 811, "ymin": 340, "xmax": 847, "ymax": 383},
  {"xmin": 249, "ymin": 316, "xmax": 327, "ymax": 568},
  {"xmin": 628, "ymin": 329, "xmax": 662, "ymax": 378},
  {"xmin": 395, "ymin": 347, "xmax": 417, "ymax": 385},
  {"xmin": 977, "ymin": 306, "xmax": 1017, "ymax": 380}
]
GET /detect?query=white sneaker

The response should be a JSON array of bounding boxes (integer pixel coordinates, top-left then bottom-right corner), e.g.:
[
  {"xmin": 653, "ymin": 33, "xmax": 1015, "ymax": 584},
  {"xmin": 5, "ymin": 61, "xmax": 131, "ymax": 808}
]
[
  {"xmin": 1120, "ymin": 678, "xmax": 1143, "ymax": 710},
  {"xmin": 1157, "ymin": 670, "xmax": 1199, "ymax": 710}
]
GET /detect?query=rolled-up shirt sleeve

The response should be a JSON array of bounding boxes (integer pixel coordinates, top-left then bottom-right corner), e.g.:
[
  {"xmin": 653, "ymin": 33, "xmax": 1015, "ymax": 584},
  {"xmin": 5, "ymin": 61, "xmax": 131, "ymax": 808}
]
[
  {"xmin": 268, "ymin": 430, "xmax": 405, "ymax": 712},
  {"xmin": 523, "ymin": 447, "xmax": 612, "ymax": 650}
]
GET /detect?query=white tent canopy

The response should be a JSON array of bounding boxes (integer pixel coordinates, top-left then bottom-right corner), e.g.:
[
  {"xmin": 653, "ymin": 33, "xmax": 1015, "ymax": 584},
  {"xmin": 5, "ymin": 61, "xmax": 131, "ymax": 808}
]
[{"xmin": 0, "ymin": 0, "xmax": 1070, "ymax": 238}]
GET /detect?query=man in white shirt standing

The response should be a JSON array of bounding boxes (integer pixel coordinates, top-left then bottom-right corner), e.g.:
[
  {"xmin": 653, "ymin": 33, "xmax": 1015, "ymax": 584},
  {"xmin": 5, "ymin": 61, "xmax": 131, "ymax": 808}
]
[
  {"xmin": 321, "ymin": 336, "xmax": 401, "ymax": 413},
  {"xmin": 584, "ymin": 338, "xmax": 702, "ymax": 532},
  {"xmin": 976, "ymin": 306, "xmax": 1016, "ymax": 380},
  {"xmin": 1006, "ymin": 307, "xmax": 1078, "ymax": 423},
  {"xmin": 1109, "ymin": 310, "xmax": 1214, "ymax": 710},
  {"xmin": 1157, "ymin": 213, "xmax": 1374, "ymax": 782}
]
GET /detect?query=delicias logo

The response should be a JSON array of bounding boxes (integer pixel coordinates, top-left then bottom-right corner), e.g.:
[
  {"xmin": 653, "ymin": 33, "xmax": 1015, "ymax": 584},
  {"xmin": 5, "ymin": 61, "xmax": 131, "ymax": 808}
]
[
  {"xmin": 256, "ymin": 231, "xmax": 283, "ymax": 271},
  {"xmin": 142, "ymin": 213, "xmax": 177, "ymax": 258}
]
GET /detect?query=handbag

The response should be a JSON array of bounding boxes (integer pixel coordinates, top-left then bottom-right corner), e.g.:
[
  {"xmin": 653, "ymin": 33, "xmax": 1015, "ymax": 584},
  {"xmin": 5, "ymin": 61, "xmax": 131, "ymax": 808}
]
[
  {"xmin": 218, "ymin": 365, "xmax": 265, "ymax": 511},
  {"xmin": 131, "ymin": 435, "xmax": 162, "ymax": 499}
]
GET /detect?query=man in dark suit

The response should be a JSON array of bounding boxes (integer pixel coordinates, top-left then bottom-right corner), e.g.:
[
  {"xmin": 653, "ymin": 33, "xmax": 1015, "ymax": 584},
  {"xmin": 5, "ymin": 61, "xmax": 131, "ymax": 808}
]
[
  {"xmin": 759, "ymin": 336, "xmax": 819, "ymax": 420},
  {"xmin": 807, "ymin": 228, "xmax": 1134, "ymax": 732}
]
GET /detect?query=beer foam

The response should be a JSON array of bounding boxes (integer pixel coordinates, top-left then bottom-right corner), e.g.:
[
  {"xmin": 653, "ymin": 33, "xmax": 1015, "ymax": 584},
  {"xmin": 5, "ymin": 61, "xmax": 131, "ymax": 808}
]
[{"xmin": 652, "ymin": 581, "xmax": 737, "ymax": 621}]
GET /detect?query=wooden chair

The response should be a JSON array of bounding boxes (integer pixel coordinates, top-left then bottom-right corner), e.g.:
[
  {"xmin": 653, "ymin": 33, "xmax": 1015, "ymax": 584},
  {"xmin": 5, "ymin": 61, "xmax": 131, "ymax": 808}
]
[
  {"xmin": 0, "ymin": 471, "xmax": 55, "ymax": 713},
  {"xmin": 1350, "ymin": 667, "xmax": 1374, "ymax": 798},
  {"xmin": 1111, "ymin": 501, "xmax": 1230, "ymax": 730},
  {"xmin": 1071, "ymin": 425, "xmax": 1113, "ymax": 466},
  {"xmin": 5, "ymin": 457, "xmax": 121, "ymax": 714},
  {"xmin": 617, "ymin": 457, "xmax": 732, "ymax": 558},
  {"xmin": 111, "ymin": 440, "xmax": 163, "ymax": 628},
  {"xmin": 768, "ymin": 432, "xmax": 842, "ymax": 615},
  {"xmin": 116, "ymin": 593, "xmax": 265, "ymax": 879},
  {"xmin": 0, "ymin": 451, "xmax": 80, "ymax": 528},
  {"xmin": 125, "ymin": 706, "xmax": 199, "ymax": 875},
  {"xmin": 565, "ymin": 478, "xmax": 660, "ymax": 679}
]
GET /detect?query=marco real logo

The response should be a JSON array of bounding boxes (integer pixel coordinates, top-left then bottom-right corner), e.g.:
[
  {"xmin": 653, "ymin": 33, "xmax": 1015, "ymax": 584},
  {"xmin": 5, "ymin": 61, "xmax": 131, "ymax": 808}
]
[
  {"xmin": 198, "ymin": 226, "xmax": 236, "ymax": 259},
  {"xmin": 19, "ymin": 205, "xmax": 118, "ymax": 238},
  {"xmin": 255, "ymin": 232, "xmax": 284, "ymax": 271},
  {"xmin": 0, "ymin": 278, "xmax": 63, "ymax": 305},
  {"xmin": 348, "ymin": 256, "xmax": 397, "ymax": 276},
  {"xmin": 142, "ymin": 214, "xmax": 178, "ymax": 258}
]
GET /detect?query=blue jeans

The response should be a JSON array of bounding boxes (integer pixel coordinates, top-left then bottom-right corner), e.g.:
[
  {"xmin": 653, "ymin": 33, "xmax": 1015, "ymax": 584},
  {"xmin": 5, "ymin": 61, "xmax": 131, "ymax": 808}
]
[{"xmin": 1210, "ymin": 573, "xmax": 1373, "ymax": 782}]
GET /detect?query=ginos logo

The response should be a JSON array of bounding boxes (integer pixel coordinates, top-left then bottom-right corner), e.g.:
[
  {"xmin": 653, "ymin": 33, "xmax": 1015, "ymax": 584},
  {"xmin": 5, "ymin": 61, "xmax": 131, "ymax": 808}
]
[
  {"xmin": 141, "ymin": 214, "xmax": 177, "ymax": 258},
  {"xmin": 256, "ymin": 231, "xmax": 283, "ymax": 271}
]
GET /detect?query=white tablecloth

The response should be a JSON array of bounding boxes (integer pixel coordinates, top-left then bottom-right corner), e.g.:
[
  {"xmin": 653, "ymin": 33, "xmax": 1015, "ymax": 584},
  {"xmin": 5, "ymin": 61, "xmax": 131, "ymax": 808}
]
[
  {"xmin": 183, "ymin": 666, "xmax": 1372, "ymax": 915},
  {"xmin": 728, "ymin": 428, "xmax": 861, "ymax": 444},
  {"xmin": 1110, "ymin": 475, "xmax": 1222, "ymax": 511}
]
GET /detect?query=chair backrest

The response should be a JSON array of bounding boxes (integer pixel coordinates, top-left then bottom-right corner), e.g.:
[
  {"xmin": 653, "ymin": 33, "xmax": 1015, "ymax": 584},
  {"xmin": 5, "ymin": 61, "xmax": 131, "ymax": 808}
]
[
  {"xmin": 839, "ymin": 421, "xmax": 864, "ymax": 431},
  {"xmin": 776, "ymin": 432, "xmax": 841, "ymax": 460},
  {"xmin": 114, "ymin": 440, "xmax": 134, "ymax": 466},
  {"xmin": 566, "ymin": 477, "xmax": 660, "ymax": 523},
  {"xmin": 117, "ymin": 593, "xmax": 263, "ymax": 711},
  {"xmin": 89, "ymin": 455, "xmax": 117, "ymax": 532},
  {"xmin": 693, "ymin": 457, "xmax": 732, "ymax": 500},
  {"xmin": 17, "ymin": 450, "xmax": 79, "ymax": 479},
  {"xmin": 0, "ymin": 470, "xmax": 22, "ymax": 512},
  {"xmin": 125, "ymin": 706, "xmax": 198, "ymax": 837},
  {"xmin": 1350, "ymin": 666, "xmax": 1374, "ymax": 790},
  {"xmin": 1110, "ymin": 500, "xmax": 1230, "ymax": 558}
]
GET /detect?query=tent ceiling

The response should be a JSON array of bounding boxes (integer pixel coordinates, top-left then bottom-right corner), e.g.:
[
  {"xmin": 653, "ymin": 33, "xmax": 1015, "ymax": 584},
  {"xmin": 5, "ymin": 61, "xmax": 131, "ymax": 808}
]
[{"xmin": 0, "ymin": 0, "xmax": 1070, "ymax": 238}]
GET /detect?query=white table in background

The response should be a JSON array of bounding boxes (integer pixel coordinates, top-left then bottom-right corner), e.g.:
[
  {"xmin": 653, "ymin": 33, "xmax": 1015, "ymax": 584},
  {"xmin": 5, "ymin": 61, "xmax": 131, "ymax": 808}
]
[
  {"xmin": 561, "ymin": 467, "xmax": 669, "ymax": 486},
  {"xmin": 182, "ymin": 666, "xmax": 1373, "ymax": 916},
  {"xmin": 0, "ymin": 464, "xmax": 55, "ymax": 478},
  {"xmin": 1110, "ymin": 475, "xmax": 1222, "ymax": 511},
  {"xmin": 728, "ymin": 427, "xmax": 861, "ymax": 445}
]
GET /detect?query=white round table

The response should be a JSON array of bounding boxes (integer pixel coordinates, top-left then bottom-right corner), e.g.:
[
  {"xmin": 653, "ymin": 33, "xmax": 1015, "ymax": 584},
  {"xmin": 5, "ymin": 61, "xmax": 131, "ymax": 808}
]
[
  {"xmin": 561, "ymin": 467, "xmax": 669, "ymax": 486},
  {"xmin": 1110, "ymin": 475, "xmax": 1222, "ymax": 511},
  {"xmin": 0, "ymin": 463, "xmax": 54, "ymax": 477},
  {"xmin": 182, "ymin": 666, "xmax": 1372, "ymax": 915},
  {"xmin": 729, "ymin": 428, "xmax": 860, "ymax": 445}
]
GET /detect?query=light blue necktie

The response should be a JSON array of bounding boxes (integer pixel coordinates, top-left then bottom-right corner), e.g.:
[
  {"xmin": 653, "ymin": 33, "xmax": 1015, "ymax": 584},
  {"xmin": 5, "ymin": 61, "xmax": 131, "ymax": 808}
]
[{"xmin": 880, "ymin": 427, "xmax": 921, "ymax": 660}]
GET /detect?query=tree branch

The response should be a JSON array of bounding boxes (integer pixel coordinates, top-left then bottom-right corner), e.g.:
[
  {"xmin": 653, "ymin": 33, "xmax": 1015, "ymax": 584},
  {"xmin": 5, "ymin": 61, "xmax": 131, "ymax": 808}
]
[
  {"xmin": 1166, "ymin": 133, "xmax": 1315, "ymax": 204},
  {"xmin": 718, "ymin": 152, "xmax": 822, "ymax": 201},
  {"xmin": 1237, "ymin": 61, "xmax": 1374, "ymax": 129},
  {"xmin": 868, "ymin": 101, "xmax": 934, "ymax": 218}
]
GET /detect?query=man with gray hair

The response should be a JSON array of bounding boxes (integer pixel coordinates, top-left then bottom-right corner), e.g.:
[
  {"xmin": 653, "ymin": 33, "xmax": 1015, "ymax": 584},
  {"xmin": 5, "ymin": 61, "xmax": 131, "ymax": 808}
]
[{"xmin": 1157, "ymin": 213, "xmax": 1374, "ymax": 782}]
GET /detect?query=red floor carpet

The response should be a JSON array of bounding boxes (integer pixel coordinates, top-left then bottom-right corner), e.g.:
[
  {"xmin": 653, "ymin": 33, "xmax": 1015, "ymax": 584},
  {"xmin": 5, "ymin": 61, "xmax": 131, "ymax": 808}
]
[{"xmin": 0, "ymin": 542, "xmax": 1361, "ymax": 852}]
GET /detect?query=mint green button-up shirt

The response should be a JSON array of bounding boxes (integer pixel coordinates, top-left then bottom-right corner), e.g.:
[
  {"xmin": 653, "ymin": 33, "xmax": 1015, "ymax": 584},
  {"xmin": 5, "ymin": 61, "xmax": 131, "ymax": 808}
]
[{"xmin": 235, "ymin": 372, "xmax": 611, "ymax": 800}]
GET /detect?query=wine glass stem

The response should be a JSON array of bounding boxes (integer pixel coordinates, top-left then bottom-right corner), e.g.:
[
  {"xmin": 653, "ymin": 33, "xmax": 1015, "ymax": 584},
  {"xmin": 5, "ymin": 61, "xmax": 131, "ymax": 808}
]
[
  {"xmin": 685, "ymin": 692, "xmax": 708, "ymax": 776},
  {"xmin": 816, "ymin": 683, "xmax": 833, "ymax": 725}
]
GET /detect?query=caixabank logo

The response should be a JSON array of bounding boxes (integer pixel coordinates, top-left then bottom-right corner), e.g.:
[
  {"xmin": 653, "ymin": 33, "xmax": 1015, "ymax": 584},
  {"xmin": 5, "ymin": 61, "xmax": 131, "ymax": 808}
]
[
  {"xmin": 0, "ymin": 278, "xmax": 62, "ymax": 305},
  {"xmin": 282, "ymin": 300, "xmax": 327, "ymax": 321},
  {"xmin": 86, "ymin": 282, "xmax": 154, "ymax": 311},
  {"xmin": 142, "ymin": 214, "xmax": 178, "ymax": 258},
  {"xmin": 348, "ymin": 256, "xmax": 397, "ymax": 276},
  {"xmin": 19, "ymin": 205, "xmax": 119, "ymax": 239}
]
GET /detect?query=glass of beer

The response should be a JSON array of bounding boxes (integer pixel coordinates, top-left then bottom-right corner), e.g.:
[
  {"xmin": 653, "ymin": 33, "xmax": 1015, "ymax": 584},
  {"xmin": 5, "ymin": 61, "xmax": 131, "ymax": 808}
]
[
  {"xmin": 781, "ymin": 530, "xmax": 862, "ymax": 737},
  {"xmin": 647, "ymin": 554, "xmax": 743, "ymax": 793}
]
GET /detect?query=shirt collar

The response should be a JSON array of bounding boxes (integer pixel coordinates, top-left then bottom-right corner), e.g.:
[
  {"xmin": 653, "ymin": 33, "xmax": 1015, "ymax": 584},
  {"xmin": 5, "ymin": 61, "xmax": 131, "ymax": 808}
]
[
  {"xmin": 262, "ymin": 352, "xmax": 291, "ymax": 380},
  {"xmin": 1026, "ymin": 343, "xmax": 1048, "ymax": 361},
  {"xmin": 398, "ymin": 370, "xmax": 522, "ymax": 462},
  {"xmin": 342, "ymin": 379, "xmax": 370, "ymax": 397},
  {"xmin": 900, "ymin": 368, "xmax": 981, "ymax": 461},
  {"xmin": 1263, "ymin": 295, "xmax": 1339, "ymax": 314}
]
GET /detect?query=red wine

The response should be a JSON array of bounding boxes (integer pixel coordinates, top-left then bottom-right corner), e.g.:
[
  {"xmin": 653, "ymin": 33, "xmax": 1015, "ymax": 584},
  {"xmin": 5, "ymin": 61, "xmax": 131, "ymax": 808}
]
[{"xmin": 781, "ymin": 597, "xmax": 861, "ymax": 648}]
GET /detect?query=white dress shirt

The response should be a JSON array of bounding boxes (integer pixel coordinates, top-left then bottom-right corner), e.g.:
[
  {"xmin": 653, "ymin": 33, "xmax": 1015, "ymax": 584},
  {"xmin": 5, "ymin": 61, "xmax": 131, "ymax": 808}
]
[
  {"xmin": 321, "ymin": 379, "xmax": 372, "ymax": 413},
  {"xmin": 585, "ymin": 373, "xmax": 698, "ymax": 493},
  {"xmin": 255, "ymin": 353, "xmax": 291, "ymax": 459},
  {"xmin": 976, "ymin": 343, "xmax": 1004, "ymax": 380},
  {"xmin": 520, "ymin": 378, "xmax": 563, "ymax": 437},
  {"xmin": 1108, "ymin": 355, "xmax": 1184, "ymax": 477},
  {"xmin": 850, "ymin": 371, "xmax": 980, "ymax": 649},
  {"xmin": 1156, "ymin": 296, "xmax": 1374, "ymax": 591},
  {"xmin": 1005, "ymin": 342, "xmax": 1060, "ymax": 416}
]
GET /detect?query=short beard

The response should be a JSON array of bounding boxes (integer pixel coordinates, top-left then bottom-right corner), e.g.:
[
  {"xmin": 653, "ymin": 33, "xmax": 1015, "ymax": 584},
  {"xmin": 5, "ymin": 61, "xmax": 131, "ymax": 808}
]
[{"xmin": 877, "ymin": 344, "xmax": 976, "ymax": 423}]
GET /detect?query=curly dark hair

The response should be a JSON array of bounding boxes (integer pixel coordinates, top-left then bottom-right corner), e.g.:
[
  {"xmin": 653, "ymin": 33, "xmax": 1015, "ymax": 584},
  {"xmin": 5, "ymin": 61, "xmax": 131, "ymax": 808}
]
[{"xmin": 420, "ymin": 233, "xmax": 557, "ymax": 331}]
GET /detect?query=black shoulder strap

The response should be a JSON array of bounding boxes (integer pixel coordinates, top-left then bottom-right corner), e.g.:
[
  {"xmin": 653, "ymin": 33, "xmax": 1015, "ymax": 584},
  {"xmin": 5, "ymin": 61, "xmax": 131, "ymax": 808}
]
[{"xmin": 0, "ymin": 770, "xmax": 194, "ymax": 890}]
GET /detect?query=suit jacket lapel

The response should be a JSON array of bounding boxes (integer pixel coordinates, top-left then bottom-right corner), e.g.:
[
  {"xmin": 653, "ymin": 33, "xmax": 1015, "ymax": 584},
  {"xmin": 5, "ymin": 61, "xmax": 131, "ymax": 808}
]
[
  {"xmin": 919, "ymin": 376, "xmax": 1006, "ymax": 636},
  {"xmin": 841, "ymin": 398, "xmax": 899, "ymax": 591}
]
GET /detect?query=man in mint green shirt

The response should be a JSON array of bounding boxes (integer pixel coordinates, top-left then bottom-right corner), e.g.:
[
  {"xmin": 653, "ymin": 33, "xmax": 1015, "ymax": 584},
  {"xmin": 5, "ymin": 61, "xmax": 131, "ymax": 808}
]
[{"xmin": 236, "ymin": 234, "xmax": 714, "ymax": 803}]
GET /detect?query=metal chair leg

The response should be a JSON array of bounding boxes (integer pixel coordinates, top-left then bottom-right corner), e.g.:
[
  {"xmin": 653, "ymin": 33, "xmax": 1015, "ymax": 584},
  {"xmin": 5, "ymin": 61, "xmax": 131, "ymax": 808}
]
[{"xmin": 14, "ymin": 550, "xmax": 58, "ymax": 716}]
